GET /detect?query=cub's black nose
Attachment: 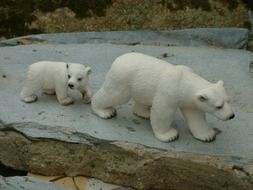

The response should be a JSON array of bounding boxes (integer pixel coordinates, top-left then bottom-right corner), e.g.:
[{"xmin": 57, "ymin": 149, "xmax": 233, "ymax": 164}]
[
  {"xmin": 229, "ymin": 114, "xmax": 235, "ymax": 120},
  {"xmin": 68, "ymin": 84, "xmax": 74, "ymax": 88}
]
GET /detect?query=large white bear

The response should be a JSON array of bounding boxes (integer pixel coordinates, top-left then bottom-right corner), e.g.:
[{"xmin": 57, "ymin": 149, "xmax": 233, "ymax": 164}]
[
  {"xmin": 92, "ymin": 52, "xmax": 235, "ymax": 142},
  {"xmin": 21, "ymin": 61, "xmax": 92, "ymax": 105}
]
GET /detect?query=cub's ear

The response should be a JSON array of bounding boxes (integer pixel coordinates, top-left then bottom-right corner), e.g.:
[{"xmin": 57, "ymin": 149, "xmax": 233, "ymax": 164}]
[
  {"xmin": 85, "ymin": 67, "xmax": 91, "ymax": 75},
  {"xmin": 196, "ymin": 93, "xmax": 208, "ymax": 102},
  {"xmin": 66, "ymin": 63, "xmax": 69, "ymax": 69},
  {"xmin": 217, "ymin": 80, "xmax": 224, "ymax": 86}
]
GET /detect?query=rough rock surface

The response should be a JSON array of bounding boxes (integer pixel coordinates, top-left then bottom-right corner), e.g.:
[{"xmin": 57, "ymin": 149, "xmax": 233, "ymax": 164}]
[
  {"xmin": 0, "ymin": 40, "xmax": 253, "ymax": 190},
  {"xmin": 1, "ymin": 129, "xmax": 253, "ymax": 190}
]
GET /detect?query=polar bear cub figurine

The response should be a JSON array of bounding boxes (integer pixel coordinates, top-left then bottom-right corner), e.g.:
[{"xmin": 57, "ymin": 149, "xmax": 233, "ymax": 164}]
[
  {"xmin": 91, "ymin": 52, "xmax": 235, "ymax": 142},
  {"xmin": 21, "ymin": 61, "xmax": 92, "ymax": 105}
]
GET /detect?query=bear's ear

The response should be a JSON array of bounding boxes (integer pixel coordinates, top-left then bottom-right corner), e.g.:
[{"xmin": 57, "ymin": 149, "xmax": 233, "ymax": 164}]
[
  {"xmin": 217, "ymin": 80, "xmax": 224, "ymax": 86},
  {"xmin": 197, "ymin": 93, "xmax": 208, "ymax": 102},
  {"xmin": 86, "ymin": 67, "xmax": 92, "ymax": 75},
  {"xmin": 66, "ymin": 63, "xmax": 69, "ymax": 69}
]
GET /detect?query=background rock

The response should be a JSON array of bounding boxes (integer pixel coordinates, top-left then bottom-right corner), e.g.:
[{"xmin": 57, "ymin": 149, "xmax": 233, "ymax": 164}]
[
  {"xmin": 0, "ymin": 0, "xmax": 253, "ymax": 38},
  {"xmin": 0, "ymin": 29, "xmax": 249, "ymax": 49}
]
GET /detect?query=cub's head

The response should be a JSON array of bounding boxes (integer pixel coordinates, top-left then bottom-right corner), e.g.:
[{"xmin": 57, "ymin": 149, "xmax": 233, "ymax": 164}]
[
  {"xmin": 194, "ymin": 80, "xmax": 235, "ymax": 121},
  {"xmin": 66, "ymin": 63, "xmax": 91, "ymax": 91}
]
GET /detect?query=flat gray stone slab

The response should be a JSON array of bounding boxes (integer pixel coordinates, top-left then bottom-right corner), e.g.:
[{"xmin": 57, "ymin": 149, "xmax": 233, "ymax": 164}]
[
  {"xmin": 0, "ymin": 28, "xmax": 249, "ymax": 49},
  {"xmin": 0, "ymin": 43, "xmax": 253, "ymax": 160},
  {"xmin": 0, "ymin": 176, "xmax": 67, "ymax": 190}
]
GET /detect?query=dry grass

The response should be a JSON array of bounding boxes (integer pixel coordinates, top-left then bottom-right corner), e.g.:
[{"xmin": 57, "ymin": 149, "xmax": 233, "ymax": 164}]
[{"xmin": 30, "ymin": 0, "xmax": 249, "ymax": 34}]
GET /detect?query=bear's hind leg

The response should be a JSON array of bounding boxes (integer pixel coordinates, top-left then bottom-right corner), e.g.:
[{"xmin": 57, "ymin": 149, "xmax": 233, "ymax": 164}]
[
  {"xmin": 20, "ymin": 79, "xmax": 40, "ymax": 103},
  {"xmin": 21, "ymin": 90, "xmax": 38, "ymax": 103},
  {"xmin": 150, "ymin": 96, "xmax": 179, "ymax": 142},
  {"xmin": 133, "ymin": 101, "xmax": 150, "ymax": 119},
  {"xmin": 92, "ymin": 86, "xmax": 130, "ymax": 119},
  {"xmin": 181, "ymin": 108, "xmax": 216, "ymax": 142}
]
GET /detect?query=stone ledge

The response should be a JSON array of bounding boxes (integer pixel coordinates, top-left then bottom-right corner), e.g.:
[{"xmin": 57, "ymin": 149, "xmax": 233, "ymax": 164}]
[{"xmin": 0, "ymin": 42, "xmax": 253, "ymax": 190}]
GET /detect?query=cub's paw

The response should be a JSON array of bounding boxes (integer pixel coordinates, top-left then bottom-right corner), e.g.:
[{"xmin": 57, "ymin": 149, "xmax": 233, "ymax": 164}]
[
  {"xmin": 23, "ymin": 95, "xmax": 38, "ymax": 103},
  {"xmin": 82, "ymin": 95, "xmax": 91, "ymax": 104},
  {"xmin": 193, "ymin": 128, "xmax": 217, "ymax": 142},
  {"xmin": 93, "ymin": 108, "xmax": 117, "ymax": 119},
  {"xmin": 59, "ymin": 97, "xmax": 74, "ymax": 106},
  {"xmin": 154, "ymin": 128, "xmax": 179, "ymax": 142}
]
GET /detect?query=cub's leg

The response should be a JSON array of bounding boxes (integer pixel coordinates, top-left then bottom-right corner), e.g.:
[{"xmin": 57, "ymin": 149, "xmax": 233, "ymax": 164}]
[
  {"xmin": 133, "ymin": 101, "xmax": 150, "ymax": 119},
  {"xmin": 92, "ymin": 85, "xmax": 131, "ymax": 119},
  {"xmin": 21, "ymin": 86, "xmax": 38, "ymax": 103},
  {"xmin": 180, "ymin": 108, "xmax": 216, "ymax": 142},
  {"xmin": 55, "ymin": 84, "xmax": 74, "ymax": 106},
  {"xmin": 80, "ymin": 86, "xmax": 92, "ymax": 104},
  {"xmin": 150, "ymin": 95, "xmax": 179, "ymax": 142},
  {"xmin": 20, "ymin": 73, "xmax": 41, "ymax": 103}
]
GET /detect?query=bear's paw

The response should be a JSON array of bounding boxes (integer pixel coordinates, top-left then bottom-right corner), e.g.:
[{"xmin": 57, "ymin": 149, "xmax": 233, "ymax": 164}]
[
  {"xmin": 59, "ymin": 97, "xmax": 74, "ymax": 106},
  {"xmin": 23, "ymin": 95, "xmax": 38, "ymax": 103},
  {"xmin": 193, "ymin": 128, "xmax": 216, "ymax": 142},
  {"xmin": 83, "ymin": 95, "xmax": 91, "ymax": 104},
  {"xmin": 93, "ymin": 108, "xmax": 117, "ymax": 119},
  {"xmin": 154, "ymin": 128, "xmax": 179, "ymax": 142}
]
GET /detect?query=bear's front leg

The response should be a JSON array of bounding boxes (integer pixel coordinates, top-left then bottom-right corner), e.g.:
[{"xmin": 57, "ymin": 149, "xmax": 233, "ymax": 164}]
[
  {"xmin": 81, "ymin": 86, "xmax": 92, "ymax": 104},
  {"xmin": 56, "ymin": 85, "xmax": 74, "ymax": 106},
  {"xmin": 150, "ymin": 96, "xmax": 179, "ymax": 142},
  {"xmin": 181, "ymin": 108, "xmax": 216, "ymax": 142}
]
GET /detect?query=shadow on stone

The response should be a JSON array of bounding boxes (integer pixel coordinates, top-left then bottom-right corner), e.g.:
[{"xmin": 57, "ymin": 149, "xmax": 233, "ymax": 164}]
[{"xmin": 0, "ymin": 162, "xmax": 27, "ymax": 177}]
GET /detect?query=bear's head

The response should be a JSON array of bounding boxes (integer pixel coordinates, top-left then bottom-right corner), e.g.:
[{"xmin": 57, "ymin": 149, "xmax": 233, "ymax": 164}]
[
  {"xmin": 195, "ymin": 80, "xmax": 235, "ymax": 121},
  {"xmin": 66, "ymin": 63, "xmax": 91, "ymax": 91}
]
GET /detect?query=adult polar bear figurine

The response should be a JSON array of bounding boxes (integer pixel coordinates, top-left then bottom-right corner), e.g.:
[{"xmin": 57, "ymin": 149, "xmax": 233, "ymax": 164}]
[{"xmin": 91, "ymin": 52, "xmax": 235, "ymax": 142}]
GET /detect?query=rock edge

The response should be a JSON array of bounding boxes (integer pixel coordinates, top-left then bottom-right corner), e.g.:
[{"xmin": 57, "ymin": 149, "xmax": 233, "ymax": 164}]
[{"xmin": 0, "ymin": 121, "xmax": 252, "ymax": 190}]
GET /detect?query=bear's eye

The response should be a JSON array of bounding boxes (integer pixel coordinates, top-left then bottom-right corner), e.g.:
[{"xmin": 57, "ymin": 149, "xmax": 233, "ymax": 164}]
[
  {"xmin": 77, "ymin": 78, "xmax": 82, "ymax": 81},
  {"xmin": 67, "ymin": 75, "xmax": 71, "ymax": 79},
  {"xmin": 216, "ymin": 105, "xmax": 223, "ymax": 110}
]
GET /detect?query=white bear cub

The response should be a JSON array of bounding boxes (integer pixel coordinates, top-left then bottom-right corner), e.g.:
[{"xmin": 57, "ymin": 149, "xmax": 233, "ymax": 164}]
[
  {"xmin": 21, "ymin": 61, "xmax": 92, "ymax": 105},
  {"xmin": 92, "ymin": 52, "xmax": 235, "ymax": 142}
]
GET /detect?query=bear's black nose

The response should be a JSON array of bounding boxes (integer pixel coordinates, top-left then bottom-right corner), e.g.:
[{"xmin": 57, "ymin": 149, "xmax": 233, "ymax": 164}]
[
  {"xmin": 229, "ymin": 114, "xmax": 235, "ymax": 120},
  {"xmin": 68, "ymin": 84, "xmax": 74, "ymax": 89}
]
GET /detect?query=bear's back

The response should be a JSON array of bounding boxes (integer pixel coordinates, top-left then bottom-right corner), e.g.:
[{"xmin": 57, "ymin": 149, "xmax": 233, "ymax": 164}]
[
  {"xmin": 111, "ymin": 52, "xmax": 174, "ymax": 75},
  {"xmin": 27, "ymin": 61, "xmax": 67, "ymax": 87},
  {"xmin": 29, "ymin": 61, "xmax": 66, "ymax": 75}
]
